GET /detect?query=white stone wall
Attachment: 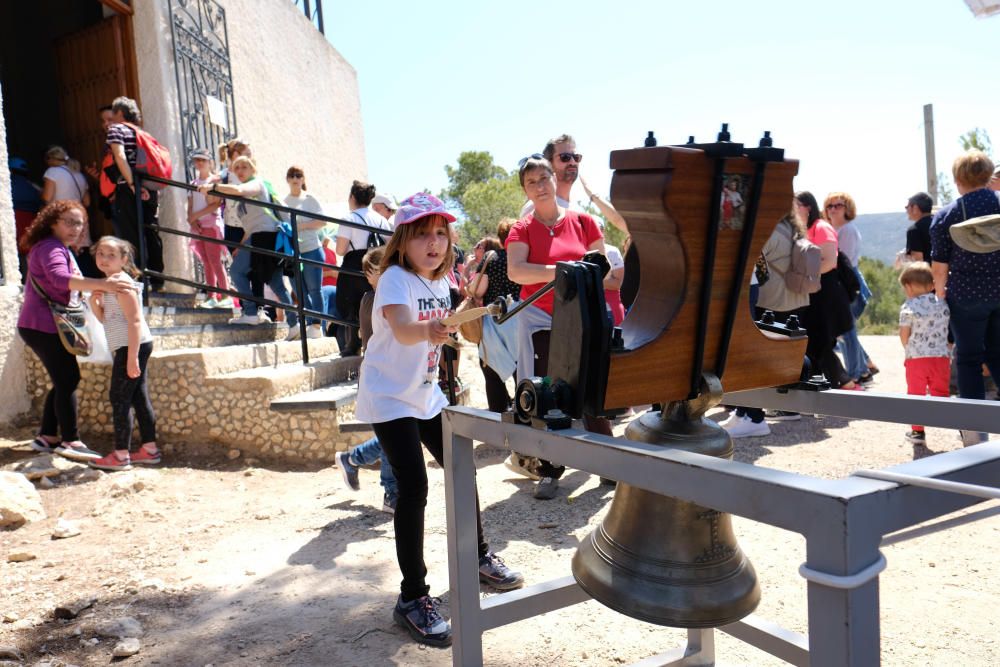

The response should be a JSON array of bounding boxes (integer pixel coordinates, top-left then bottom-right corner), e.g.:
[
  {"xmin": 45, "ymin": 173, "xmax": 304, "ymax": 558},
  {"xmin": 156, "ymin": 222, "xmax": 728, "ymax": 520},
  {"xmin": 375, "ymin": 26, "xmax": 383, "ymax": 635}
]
[
  {"xmin": 130, "ymin": 0, "xmax": 366, "ymax": 285},
  {"xmin": 132, "ymin": 0, "xmax": 193, "ymax": 288},
  {"xmin": 0, "ymin": 83, "xmax": 32, "ymax": 423},
  {"xmin": 223, "ymin": 0, "xmax": 367, "ymax": 205}
]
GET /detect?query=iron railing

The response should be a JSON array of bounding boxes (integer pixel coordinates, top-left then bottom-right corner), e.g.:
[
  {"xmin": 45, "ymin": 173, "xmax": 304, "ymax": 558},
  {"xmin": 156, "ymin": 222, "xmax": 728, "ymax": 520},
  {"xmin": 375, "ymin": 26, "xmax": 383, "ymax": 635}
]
[
  {"xmin": 291, "ymin": 0, "xmax": 325, "ymax": 34},
  {"xmin": 132, "ymin": 172, "xmax": 390, "ymax": 364}
]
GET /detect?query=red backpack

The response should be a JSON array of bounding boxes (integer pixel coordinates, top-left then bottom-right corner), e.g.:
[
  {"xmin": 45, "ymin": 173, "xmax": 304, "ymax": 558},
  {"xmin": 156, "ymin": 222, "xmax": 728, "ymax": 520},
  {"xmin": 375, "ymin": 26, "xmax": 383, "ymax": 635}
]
[{"xmin": 99, "ymin": 122, "xmax": 173, "ymax": 196}]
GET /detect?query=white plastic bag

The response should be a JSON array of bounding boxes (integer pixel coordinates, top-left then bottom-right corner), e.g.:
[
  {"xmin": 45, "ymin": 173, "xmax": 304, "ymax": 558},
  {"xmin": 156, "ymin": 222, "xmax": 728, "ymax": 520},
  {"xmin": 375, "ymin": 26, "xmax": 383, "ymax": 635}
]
[{"xmin": 80, "ymin": 294, "xmax": 112, "ymax": 364}]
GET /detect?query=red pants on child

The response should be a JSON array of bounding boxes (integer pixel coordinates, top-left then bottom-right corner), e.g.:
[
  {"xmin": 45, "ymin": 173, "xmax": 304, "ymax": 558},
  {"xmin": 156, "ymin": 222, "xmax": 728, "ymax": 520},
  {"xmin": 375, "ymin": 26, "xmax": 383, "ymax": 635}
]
[{"xmin": 904, "ymin": 356, "xmax": 951, "ymax": 431}]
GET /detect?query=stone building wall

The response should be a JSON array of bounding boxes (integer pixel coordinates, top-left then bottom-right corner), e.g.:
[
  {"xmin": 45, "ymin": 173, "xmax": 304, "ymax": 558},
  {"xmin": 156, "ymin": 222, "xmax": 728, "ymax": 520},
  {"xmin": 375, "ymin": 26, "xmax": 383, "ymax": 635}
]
[{"xmin": 0, "ymin": 83, "xmax": 32, "ymax": 424}]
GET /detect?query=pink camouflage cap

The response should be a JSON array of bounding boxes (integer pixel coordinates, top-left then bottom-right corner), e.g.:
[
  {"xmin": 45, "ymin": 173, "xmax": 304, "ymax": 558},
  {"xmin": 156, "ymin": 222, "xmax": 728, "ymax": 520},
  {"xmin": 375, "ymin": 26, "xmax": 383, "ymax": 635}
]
[{"xmin": 394, "ymin": 193, "xmax": 457, "ymax": 226}]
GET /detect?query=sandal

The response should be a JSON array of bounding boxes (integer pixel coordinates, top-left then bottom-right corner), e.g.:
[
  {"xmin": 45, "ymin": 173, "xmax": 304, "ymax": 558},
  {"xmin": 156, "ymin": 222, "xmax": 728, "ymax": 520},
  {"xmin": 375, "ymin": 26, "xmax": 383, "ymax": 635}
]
[{"xmin": 30, "ymin": 437, "xmax": 58, "ymax": 454}]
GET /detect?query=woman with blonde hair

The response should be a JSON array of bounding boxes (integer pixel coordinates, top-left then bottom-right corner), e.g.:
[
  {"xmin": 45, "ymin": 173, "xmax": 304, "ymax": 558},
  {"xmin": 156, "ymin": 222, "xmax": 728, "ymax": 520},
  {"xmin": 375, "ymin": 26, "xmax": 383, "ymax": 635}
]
[
  {"xmin": 930, "ymin": 150, "xmax": 1000, "ymax": 444},
  {"xmin": 823, "ymin": 191, "xmax": 877, "ymax": 384},
  {"xmin": 198, "ymin": 156, "xmax": 297, "ymax": 329}
]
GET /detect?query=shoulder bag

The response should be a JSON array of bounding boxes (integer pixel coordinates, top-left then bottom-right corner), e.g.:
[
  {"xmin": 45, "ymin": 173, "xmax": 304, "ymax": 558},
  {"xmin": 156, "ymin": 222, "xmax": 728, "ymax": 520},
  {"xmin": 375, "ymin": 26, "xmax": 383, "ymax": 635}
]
[
  {"xmin": 455, "ymin": 251, "xmax": 495, "ymax": 344},
  {"xmin": 29, "ymin": 276, "xmax": 92, "ymax": 356}
]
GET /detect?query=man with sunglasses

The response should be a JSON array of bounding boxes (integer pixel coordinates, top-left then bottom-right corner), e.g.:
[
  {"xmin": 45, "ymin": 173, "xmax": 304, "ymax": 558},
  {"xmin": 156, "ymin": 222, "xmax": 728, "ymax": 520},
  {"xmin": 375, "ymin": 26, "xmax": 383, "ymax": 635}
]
[
  {"xmin": 905, "ymin": 192, "xmax": 934, "ymax": 263},
  {"xmin": 519, "ymin": 135, "xmax": 628, "ymax": 235}
]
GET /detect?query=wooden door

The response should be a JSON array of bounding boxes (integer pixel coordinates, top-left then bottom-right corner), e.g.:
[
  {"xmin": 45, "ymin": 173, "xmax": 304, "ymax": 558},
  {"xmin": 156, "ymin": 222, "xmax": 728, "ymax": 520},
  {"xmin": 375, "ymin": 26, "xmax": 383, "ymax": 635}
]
[{"xmin": 53, "ymin": 13, "xmax": 139, "ymax": 236}]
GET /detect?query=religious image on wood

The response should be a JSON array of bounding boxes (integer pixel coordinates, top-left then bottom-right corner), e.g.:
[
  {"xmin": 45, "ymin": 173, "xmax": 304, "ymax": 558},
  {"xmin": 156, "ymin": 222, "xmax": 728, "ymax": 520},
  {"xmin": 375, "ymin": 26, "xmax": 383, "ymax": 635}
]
[{"xmin": 719, "ymin": 174, "xmax": 748, "ymax": 230}]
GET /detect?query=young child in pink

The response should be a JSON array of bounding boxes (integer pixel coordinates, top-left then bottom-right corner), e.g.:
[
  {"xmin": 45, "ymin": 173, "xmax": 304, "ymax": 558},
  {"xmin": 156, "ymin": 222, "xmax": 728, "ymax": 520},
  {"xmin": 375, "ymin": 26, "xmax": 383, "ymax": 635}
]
[
  {"xmin": 187, "ymin": 148, "xmax": 231, "ymax": 308},
  {"xmin": 898, "ymin": 262, "xmax": 951, "ymax": 447}
]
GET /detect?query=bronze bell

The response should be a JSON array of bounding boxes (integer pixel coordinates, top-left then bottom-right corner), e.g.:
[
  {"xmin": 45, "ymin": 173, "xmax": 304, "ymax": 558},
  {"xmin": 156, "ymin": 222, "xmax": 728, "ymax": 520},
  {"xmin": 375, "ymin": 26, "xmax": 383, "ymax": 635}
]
[{"xmin": 572, "ymin": 388, "xmax": 760, "ymax": 628}]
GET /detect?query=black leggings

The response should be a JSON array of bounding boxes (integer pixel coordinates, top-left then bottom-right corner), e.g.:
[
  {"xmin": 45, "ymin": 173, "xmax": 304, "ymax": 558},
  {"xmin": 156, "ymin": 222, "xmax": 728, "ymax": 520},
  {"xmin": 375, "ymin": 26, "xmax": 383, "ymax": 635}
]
[
  {"xmin": 530, "ymin": 330, "xmax": 613, "ymax": 479},
  {"xmin": 19, "ymin": 327, "xmax": 81, "ymax": 442},
  {"xmin": 110, "ymin": 342, "xmax": 156, "ymax": 451},
  {"xmin": 479, "ymin": 359, "xmax": 511, "ymax": 413},
  {"xmin": 373, "ymin": 413, "xmax": 488, "ymax": 602}
]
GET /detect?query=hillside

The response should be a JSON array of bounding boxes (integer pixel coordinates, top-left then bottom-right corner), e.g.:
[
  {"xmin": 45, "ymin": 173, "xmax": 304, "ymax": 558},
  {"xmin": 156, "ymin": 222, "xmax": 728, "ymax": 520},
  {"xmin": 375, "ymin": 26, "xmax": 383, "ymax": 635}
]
[{"xmin": 851, "ymin": 212, "xmax": 910, "ymax": 264}]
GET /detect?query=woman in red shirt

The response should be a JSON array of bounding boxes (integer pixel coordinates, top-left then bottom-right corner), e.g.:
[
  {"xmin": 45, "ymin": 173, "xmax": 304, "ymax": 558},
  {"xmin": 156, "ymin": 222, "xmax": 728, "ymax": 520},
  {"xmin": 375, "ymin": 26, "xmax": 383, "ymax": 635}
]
[{"xmin": 506, "ymin": 156, "xmax": 610, "ymax": 499}]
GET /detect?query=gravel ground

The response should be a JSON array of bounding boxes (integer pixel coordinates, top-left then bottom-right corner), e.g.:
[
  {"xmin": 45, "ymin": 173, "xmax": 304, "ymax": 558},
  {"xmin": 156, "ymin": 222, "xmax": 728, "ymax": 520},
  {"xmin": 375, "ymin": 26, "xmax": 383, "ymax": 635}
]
[{"xmin": 1, "ymin": 335, "xmax": 998, "ymax": 666}]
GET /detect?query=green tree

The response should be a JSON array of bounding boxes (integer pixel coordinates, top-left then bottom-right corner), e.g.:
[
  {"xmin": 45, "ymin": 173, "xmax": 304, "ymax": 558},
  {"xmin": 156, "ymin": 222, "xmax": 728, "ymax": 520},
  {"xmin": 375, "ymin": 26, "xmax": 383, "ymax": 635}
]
[
  {"xmin": 937, "ymin": 171, "xmax": 955, "ymax": 205},
  {"xmin": 581, "ymin": 203, "xmax": 627, "ymax": 250},
  {"xmin": 441, "ymin": 151, "xmax": 524, "ymax": 246},
  {"xmin": 441, "ymin": 151, "xmax": 507, "ymax": 205},
  {"xmin": 856, "ymin": 257, "xmax": 905, "ymax": 335},
  {"xmin": 959, "ymin": 128, "xmax": 992, "ymax": 157},
  {"xmin": 460, "ymin": 173, "xmax": 524, "ymax": 246}
]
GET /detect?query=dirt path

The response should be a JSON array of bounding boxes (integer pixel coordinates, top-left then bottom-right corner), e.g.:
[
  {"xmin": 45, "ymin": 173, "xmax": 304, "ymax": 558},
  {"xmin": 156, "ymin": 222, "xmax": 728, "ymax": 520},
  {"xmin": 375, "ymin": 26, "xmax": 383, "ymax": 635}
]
[{"xmin": 2, "ymin": 336, "xmax": 998, "ymax": 666}]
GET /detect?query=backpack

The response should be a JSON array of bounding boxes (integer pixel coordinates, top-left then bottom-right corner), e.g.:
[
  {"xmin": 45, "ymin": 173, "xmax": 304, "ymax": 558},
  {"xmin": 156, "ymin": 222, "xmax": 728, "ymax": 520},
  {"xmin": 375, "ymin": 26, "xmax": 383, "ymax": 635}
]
[
  {"xmin": 778, "ymin": 220, "xmax": 821, "ymax": 295},
  {"xmin": 99, "ymin": 122, "xmax": 172, "ymax": 195},
  {"xmin": 836, "ymin": 251, "xmax": 861, "ymax": 302}
]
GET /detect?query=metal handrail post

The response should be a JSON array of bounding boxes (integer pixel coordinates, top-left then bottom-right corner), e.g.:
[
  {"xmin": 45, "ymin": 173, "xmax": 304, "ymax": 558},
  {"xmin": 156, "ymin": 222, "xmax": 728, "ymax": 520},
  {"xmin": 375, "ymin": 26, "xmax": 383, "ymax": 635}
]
[
  {"xmin": 289, "ymin": 211, "xmax": 309, "ymax": 363},
  {"xmin": 134, "ymin": 172, "xmax": 150, "ymax": 297}
]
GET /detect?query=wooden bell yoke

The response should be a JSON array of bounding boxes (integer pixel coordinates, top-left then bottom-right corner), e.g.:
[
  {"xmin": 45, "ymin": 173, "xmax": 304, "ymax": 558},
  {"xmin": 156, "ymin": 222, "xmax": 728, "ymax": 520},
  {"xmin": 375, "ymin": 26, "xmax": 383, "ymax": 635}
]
[{"xmin": 512, "ymin": 126, "xmax": 809, "ymax": 426}]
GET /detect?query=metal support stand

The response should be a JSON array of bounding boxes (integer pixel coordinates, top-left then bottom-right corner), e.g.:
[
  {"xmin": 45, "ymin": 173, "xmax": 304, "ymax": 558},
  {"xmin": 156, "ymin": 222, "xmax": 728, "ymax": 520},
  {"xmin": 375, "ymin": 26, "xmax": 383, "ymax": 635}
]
[{"xmin": 443, "ymin": 389, "xmax": 1000, "ymax": 666}]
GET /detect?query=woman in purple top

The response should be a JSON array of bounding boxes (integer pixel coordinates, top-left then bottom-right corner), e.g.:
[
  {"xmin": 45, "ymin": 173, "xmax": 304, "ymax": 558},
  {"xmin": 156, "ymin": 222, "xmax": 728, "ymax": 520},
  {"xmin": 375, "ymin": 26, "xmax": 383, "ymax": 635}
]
[
  {"xmin": 18, "ymin": 201, "xmax": 136, "ymax": 462},
  {"xmin": 930, "ymin": 151, "xmax": 1000, "ymax": 444}
]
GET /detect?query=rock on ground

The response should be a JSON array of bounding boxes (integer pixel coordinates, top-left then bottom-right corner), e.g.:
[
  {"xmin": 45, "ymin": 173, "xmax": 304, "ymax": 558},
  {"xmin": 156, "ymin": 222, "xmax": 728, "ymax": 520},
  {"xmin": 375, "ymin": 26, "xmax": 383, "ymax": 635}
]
[
  {"xmin": 86, "ymin": 616, "xmax": 143, "ymax": 639},
  {"xmin": 112, "ymin": 637, "xmax": 141, "ymax": 657},
  {"xmin": 52, "ymin": 596, "xmax": 97, "ymax": 620},
  {"xmin": 0, "ymin": 470, "xmax": 45, "ymax": 528}
]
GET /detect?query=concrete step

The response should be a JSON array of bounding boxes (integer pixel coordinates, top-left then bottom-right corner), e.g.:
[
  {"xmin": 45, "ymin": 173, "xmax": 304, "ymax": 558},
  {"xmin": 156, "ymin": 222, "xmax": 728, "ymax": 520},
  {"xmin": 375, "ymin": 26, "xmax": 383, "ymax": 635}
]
[
  {"xmin": 145, "ymin": 304, "xmax": 234, "ymax": 328},
  {"xmin": 270, "ymin": 382, "xmax": 472, "ymax": 414},
  {"xmin": 205, "ymin": 353, "xmax": 358, "ymax": 399},
  {"xmin": 150, "ymin": 322, "xmax": 288, "ymax": 350},
  {"xmin": 154, "ymin": 335, "xmax": 346, "ymax": 376},
  {"xmin": 147, "ymin": 291, "xmax": 199, "ymax": 309}
]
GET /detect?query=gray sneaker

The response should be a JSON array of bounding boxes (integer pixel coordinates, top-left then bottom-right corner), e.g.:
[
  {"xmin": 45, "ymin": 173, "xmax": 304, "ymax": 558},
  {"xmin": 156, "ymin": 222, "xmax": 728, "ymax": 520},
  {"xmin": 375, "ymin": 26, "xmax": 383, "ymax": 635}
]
[
  {"xmin": 55, "ymin": 441, "xmax": 101, "ymax": 462},
  {"xmin": 478, "ymin": 552, "xmax": 524, "ymax": 590},
  {"xmin": 533, "ymin": 476, "xmax": 558, "ymax": 500},
  {"xmin": 336, "ymin": 451, "xmax": 360, "ymax": 491},
  {"xmin": 382, "ymin": 493, "xmax": 398, "ymax": 515}
]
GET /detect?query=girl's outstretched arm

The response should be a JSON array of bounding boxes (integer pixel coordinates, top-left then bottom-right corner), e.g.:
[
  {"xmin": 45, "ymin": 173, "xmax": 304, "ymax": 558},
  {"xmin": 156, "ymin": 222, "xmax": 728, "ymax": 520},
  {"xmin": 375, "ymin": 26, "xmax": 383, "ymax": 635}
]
[{"xmin": 382, "ymin": 304, "xmax": 456, "ymax": 346}]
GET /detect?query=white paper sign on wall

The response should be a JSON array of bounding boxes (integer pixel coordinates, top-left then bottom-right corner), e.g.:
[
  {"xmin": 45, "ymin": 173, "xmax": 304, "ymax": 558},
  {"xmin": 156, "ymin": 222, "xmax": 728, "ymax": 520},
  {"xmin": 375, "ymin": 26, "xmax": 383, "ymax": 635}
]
[{"xmin": 206, "ymin": 95, "xmax": 228, "ymax": 131}]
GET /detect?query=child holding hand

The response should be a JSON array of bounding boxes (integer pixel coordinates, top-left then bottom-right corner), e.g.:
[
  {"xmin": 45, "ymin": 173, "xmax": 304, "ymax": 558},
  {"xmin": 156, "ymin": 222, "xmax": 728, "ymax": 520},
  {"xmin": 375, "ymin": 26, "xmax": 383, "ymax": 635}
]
[
  {"xmin": 898, "ymin": 261, "xmax": 951, "ymax": 447},
  {"xmin": 355, "ymin": 194, "xmax": 523, "ymax": 648},
  {"xmin": 88, "ymin": 237, "xmax": 161, "ymax": 470}
]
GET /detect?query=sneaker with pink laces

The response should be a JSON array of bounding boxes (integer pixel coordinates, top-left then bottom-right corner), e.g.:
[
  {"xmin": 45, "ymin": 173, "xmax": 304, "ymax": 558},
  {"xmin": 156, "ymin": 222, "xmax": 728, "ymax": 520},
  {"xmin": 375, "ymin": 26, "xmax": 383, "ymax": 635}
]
[
  {"xmin": 130, "ymin": 448, "xmax": 162, "ymax": 465},
  {"xmin": 89, "ymin": 453, "xmax": 132, "ymax": 471}
]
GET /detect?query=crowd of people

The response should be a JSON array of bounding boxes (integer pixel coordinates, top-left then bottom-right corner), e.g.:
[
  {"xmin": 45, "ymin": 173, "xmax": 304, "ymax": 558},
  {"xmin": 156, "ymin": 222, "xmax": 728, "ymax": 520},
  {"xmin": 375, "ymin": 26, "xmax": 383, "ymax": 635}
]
[{"xmin": 14, "ymin": 117, "xmax": 1000, "ymax": 648}]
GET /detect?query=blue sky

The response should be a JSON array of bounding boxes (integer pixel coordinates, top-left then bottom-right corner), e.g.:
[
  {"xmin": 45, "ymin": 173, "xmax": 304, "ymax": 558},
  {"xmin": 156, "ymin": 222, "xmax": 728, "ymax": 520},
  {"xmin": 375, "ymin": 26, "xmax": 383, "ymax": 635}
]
[{"xmin": 326, "ymin": 1, "xmax": 998, "ymax": 215}]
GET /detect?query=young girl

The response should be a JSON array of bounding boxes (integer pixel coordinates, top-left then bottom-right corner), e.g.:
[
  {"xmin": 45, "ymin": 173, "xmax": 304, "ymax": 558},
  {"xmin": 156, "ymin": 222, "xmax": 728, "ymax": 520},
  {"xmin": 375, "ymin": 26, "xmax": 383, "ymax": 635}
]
[
  {"xmin": 187, "ymin": 149, "xmax": 231, "ymax": 309},
  {"xmin": 88, "ymin": 237, "xmax": 161, "ymax": 471},
  {"xmin": 355, "ymin": 193, "xmax": 523, "ymax": 648}
]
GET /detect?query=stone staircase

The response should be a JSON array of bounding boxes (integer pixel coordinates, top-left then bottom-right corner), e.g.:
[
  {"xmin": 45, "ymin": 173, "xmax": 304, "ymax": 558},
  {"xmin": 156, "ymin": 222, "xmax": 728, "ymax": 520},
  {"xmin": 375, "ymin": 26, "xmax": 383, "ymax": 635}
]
[
  {"xmin": 24, "ymin": 291, "xmax": 473, "ymax": 463},
  {"xmin": 24, "ymin": 292, "xmax": 369, "ymax": 463}
]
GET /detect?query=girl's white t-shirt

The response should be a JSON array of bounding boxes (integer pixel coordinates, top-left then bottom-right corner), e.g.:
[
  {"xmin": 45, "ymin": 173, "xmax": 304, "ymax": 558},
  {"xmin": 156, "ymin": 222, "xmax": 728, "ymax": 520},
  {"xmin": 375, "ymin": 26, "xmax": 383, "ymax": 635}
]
[{"xmin": 355, "ymin": 265, "xmax": 451, "ymax": 423}]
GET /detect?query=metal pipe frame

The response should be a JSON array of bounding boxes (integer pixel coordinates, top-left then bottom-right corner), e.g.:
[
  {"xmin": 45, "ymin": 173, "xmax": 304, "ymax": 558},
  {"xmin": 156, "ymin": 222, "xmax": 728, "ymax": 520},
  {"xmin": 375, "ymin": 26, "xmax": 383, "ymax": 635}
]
[{"xmin": 443, "ymin": 389, "xmax": 1000, "ymax": 666}]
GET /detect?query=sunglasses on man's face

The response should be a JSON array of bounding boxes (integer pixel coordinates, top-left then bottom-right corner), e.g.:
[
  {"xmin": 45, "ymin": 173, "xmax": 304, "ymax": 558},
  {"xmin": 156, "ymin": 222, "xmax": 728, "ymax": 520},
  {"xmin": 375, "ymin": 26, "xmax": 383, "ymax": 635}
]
[{"xmin": 558, "ymin": 152, "xmax": 583, "ymax": 163}]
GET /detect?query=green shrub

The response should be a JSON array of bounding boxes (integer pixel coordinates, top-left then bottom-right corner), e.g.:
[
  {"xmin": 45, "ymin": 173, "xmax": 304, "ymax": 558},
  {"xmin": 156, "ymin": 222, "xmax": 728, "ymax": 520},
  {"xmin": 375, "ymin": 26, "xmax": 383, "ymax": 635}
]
[{"xmin": 856, "ymin": 257, "xmax": 904, "ymax": 335}]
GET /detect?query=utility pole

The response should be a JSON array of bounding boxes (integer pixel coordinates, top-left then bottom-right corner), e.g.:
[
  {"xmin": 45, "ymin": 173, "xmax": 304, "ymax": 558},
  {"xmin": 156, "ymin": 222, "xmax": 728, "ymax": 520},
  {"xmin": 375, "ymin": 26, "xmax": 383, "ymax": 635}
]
[{"xmin": 924, "ymin": 104, "xmax": 938, "ymax": 204}]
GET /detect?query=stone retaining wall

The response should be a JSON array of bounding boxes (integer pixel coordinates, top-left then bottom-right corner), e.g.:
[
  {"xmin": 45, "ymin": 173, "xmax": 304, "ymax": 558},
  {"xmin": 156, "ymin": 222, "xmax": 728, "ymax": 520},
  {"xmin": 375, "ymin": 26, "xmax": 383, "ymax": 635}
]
[{"xmin": 24, "ymin": 352, "xmax": 364, "ymax": 464}]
